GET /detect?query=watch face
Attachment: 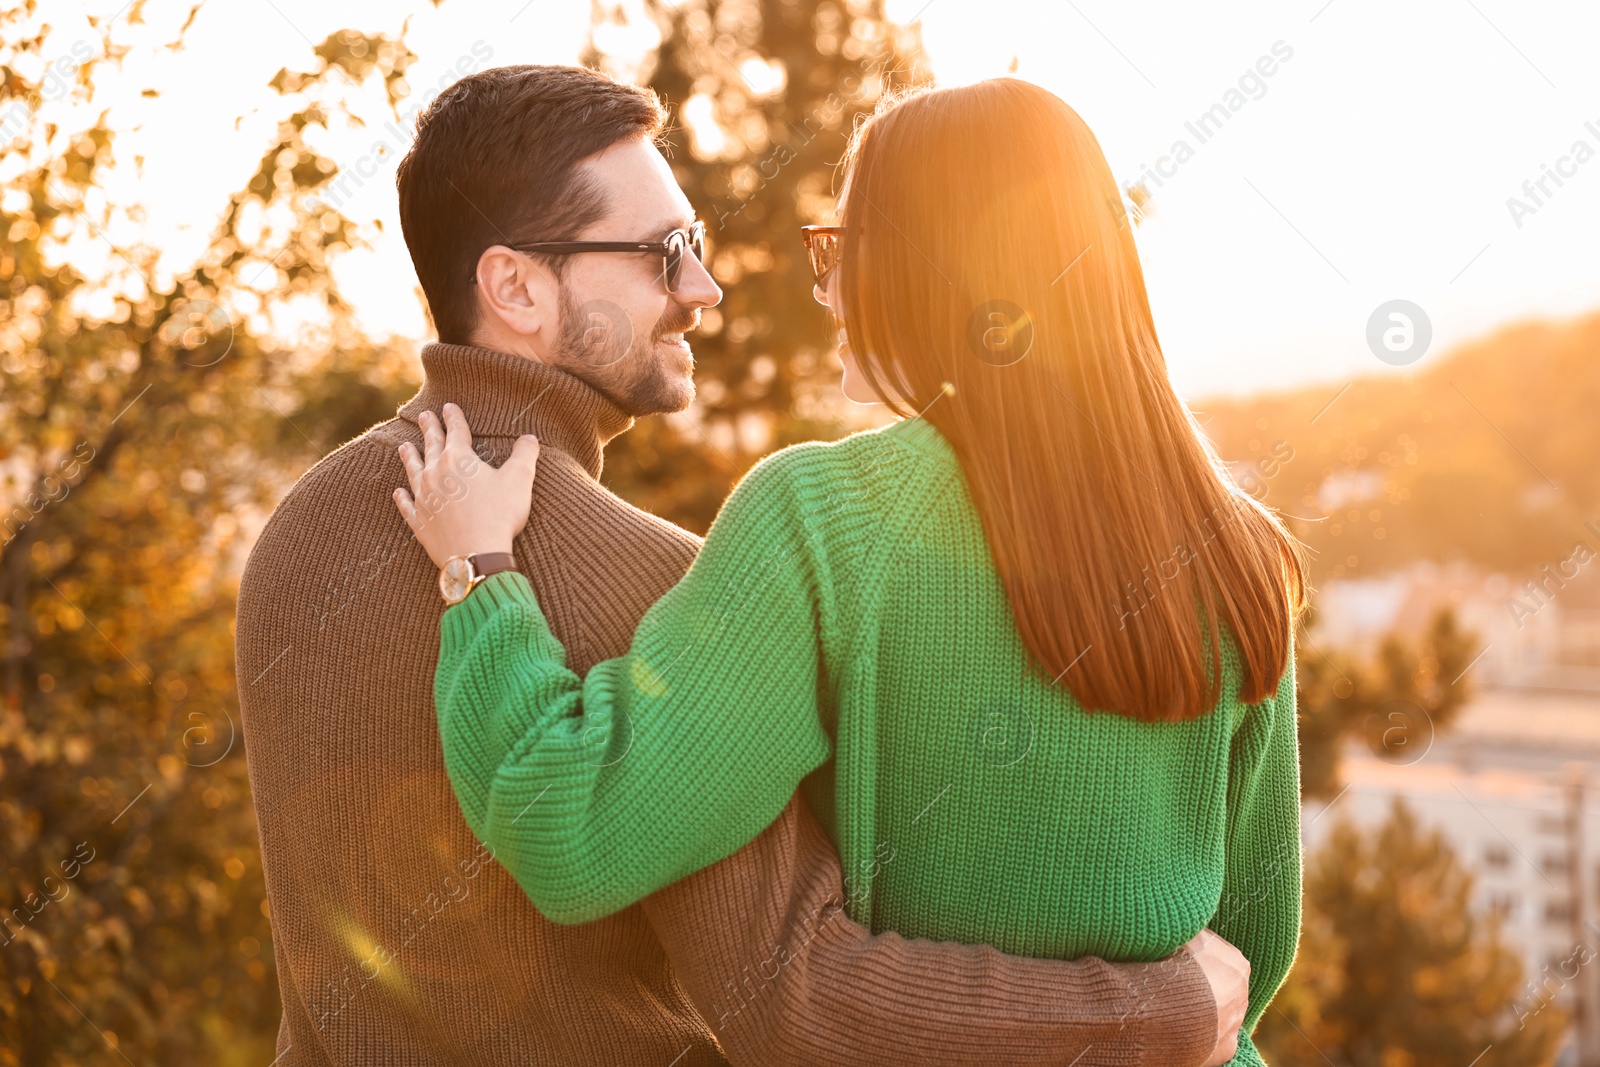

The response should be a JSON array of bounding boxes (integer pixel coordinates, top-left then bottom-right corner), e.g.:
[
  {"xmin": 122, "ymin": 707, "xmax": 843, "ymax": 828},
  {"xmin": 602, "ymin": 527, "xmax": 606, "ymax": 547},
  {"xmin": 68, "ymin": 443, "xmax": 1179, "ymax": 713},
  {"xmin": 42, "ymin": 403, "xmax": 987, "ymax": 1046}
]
[{"xmin": 439, "ymin": 556, "xmax": 474, "ymax": 604}]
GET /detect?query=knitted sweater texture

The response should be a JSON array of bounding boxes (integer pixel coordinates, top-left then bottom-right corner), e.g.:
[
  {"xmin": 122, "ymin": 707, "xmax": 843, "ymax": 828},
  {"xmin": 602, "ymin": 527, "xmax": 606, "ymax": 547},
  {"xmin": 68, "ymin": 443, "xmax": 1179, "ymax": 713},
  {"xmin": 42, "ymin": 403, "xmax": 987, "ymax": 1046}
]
[
  {"xmin": 239, "ymin": 342, "xmax": 1222, "ymax": 1066},
  {"xmin": 437, "ymin": 410, "xmax": 1302, "ymax": 1067}
]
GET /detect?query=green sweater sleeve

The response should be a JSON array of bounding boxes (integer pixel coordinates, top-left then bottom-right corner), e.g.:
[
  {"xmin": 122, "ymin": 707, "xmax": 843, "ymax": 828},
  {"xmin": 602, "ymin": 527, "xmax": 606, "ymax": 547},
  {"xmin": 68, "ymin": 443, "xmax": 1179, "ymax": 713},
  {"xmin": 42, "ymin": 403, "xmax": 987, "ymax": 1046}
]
[
  {"xmin": 1210, "ymin": 645, "xmax": 1302, "ymax": 1064},
  {"xmin": 434, "ymin": 456, "xmax": 834, "ymax": 924}
]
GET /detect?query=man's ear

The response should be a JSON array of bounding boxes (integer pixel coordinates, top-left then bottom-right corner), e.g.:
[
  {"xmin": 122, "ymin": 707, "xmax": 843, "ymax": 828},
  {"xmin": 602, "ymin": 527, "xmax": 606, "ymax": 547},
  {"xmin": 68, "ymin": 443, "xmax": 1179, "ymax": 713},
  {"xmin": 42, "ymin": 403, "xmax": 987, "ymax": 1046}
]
[{"xmin": 472, "ymin": 245, "xmax": 561, "ymax": 348}]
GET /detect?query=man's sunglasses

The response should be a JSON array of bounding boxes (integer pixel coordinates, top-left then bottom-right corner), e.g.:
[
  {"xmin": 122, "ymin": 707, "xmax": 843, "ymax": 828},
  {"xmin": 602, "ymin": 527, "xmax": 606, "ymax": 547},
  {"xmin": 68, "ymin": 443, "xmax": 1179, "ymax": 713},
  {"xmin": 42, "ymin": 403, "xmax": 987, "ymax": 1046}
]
[
  {"xmin": 801, "ymin": 225, "xmax": 845, "ymax": 288},
  {"xmin": 510, "ymin": 221, "xmax": 707, "ymax": 294}
]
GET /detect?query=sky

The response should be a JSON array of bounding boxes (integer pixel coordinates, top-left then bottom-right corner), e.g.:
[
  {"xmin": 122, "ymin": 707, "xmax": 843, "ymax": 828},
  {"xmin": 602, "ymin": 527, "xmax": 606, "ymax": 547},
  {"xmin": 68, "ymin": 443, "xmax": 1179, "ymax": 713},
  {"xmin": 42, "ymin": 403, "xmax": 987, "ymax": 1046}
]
[
  {"xmin": 19, "ymin": 0, "xmax": 1600, "ymax": 400},
  {"xmin": 906, "ymin": 0, "xmax": 1600, "ymax": 397}
]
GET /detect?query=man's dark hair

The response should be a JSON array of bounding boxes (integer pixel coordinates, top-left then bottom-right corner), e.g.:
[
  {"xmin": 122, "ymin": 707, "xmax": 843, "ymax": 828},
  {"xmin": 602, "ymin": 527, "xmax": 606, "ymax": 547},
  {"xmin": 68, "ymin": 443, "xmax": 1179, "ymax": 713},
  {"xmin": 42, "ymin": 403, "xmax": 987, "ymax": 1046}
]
[{"xmin": 396, "ymin": 65, "xmax": 667, "ymax": 344}]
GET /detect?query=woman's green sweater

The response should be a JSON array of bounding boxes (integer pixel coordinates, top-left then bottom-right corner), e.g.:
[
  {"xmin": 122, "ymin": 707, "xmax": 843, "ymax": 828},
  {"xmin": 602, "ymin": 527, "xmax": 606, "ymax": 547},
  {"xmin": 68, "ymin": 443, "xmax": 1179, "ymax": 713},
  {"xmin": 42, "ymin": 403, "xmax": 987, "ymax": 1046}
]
[{"xmin": 435, "ymin": 416, "xmax": 1301, "ymax": 1064}]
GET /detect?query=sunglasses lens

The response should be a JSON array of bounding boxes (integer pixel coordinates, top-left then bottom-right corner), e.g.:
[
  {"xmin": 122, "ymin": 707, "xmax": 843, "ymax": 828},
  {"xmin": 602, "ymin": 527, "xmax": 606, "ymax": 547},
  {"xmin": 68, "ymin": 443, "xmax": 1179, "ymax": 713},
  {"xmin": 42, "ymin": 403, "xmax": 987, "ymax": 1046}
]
[
  {"xmin": 807, "ymin": 233, "xmax": 839, "ymax": 285},
  {"xmin": 664, "ymin": 226, "xmax": 705, "ymax": 293},
  {"xmin": 662, "ymin": 233, "xmax": 683, "ymax": 293}
]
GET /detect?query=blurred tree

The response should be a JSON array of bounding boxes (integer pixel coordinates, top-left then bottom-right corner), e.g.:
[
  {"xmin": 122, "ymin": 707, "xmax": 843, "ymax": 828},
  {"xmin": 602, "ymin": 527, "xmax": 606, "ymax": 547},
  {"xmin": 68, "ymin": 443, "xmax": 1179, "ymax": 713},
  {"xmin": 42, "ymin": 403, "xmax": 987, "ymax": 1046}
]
[
  {"xmin": 0, "ymin": 5, "xmax": 416, "ymax": 1061},
  {"xmin": 1257, "ymin": 800, "xmax": 1567, "ymax": 1066},
  {"xmin": 590, "ymin": 0, "xmax": 932, "ymax": 532},
  {"xmin": 1296, "ymin": 608, "xmax": 1479, "ymax": 800}
]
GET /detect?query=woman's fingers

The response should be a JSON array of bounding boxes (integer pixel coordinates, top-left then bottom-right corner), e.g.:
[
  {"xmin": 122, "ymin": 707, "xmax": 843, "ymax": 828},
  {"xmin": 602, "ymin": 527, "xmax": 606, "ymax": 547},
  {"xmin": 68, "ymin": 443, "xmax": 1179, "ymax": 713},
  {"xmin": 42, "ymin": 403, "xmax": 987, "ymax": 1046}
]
[
  {"xmin": 393, "ymin": 487, "xmax": 420, "ymax": 532},
  {"xmin": 398, "ymin": 442, "xmax": 424, "ymax": 494},
  {"xmin": 391, "ymin": 405, "xmax": 524, "ymax": 567},
  {"xmin": 505, "ymin": 435, "xmax": 541, "ymax": 486},
  {"xmin": 421, "ymin": 409, "xmax": 445, "ymax": 467},
  {"xmin": 442, "ymin": 403, "xmax": 473, "ymax": 457}
]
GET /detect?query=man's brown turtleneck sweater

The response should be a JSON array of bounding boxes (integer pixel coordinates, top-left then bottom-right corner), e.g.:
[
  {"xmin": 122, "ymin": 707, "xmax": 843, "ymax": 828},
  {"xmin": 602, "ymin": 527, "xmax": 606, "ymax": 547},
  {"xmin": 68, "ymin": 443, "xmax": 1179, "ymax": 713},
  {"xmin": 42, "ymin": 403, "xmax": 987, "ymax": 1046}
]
[{"xmin": 236, "ymin": 342, "xmax": 1218, "ymax": 1065}]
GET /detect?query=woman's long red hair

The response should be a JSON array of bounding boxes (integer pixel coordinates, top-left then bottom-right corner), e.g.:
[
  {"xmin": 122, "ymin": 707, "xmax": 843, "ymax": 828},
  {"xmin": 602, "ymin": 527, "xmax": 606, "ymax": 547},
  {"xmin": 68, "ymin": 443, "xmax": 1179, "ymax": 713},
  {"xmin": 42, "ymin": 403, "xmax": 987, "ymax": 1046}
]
[{"xmin": 836, "ymin": 79, "xmax": 1305, "ymax": 721}]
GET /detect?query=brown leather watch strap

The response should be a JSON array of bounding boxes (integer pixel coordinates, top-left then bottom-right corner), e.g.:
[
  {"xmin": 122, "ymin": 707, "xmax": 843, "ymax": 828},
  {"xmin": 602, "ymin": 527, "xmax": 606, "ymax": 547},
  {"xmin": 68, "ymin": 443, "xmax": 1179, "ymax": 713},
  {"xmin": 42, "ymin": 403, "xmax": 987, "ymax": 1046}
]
[{"xmin": 471, "ymin": 552, "xmax": 518, "ymax": 578}]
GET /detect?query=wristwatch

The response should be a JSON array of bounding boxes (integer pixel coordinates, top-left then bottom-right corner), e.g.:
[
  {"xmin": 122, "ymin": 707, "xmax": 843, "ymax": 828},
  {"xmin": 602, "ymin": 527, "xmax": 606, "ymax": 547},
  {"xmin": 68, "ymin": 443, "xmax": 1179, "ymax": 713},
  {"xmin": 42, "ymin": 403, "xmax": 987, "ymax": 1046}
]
[{"xmin": 438, "ymin": 552, "xmax": 518, "ymax": 605}]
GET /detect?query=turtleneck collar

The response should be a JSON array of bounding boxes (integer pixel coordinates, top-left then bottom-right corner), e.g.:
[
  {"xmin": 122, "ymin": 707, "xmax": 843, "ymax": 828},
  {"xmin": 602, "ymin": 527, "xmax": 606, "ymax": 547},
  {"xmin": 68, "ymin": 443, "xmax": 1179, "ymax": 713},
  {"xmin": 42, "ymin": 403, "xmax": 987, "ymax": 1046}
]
[{"xmin": 398, "ymin": 342, "xmax": 635, "ymax": 481}]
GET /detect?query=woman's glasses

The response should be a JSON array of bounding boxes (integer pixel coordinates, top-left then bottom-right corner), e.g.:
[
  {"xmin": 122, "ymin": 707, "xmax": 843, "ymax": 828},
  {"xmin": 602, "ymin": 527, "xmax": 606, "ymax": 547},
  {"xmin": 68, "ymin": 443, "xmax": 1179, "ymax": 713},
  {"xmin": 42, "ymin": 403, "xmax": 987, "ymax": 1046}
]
[
  {"xmin": 510, "ymin": 221, "xmax": 707, "ymax": 294},
  {"xmin": 800, "ymin": 225, "xmax": 844, "ymax": 288}
]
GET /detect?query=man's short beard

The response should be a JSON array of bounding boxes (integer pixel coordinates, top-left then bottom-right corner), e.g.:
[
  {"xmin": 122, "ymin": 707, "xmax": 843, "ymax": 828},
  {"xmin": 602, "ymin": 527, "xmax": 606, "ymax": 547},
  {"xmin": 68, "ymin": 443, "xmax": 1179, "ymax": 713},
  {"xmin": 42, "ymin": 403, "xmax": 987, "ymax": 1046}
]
[{"xmin": 552, "ymin": 284, "xmax": 699, "ymax": 417}]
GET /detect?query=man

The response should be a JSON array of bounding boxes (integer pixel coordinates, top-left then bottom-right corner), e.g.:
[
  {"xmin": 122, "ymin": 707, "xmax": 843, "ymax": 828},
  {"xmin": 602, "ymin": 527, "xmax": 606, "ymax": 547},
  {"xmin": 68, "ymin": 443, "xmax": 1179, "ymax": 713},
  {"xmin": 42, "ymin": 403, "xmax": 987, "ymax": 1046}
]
[{"xmin": 237, "ymin": 63, "xmax": 1248, "ymax": 1065}]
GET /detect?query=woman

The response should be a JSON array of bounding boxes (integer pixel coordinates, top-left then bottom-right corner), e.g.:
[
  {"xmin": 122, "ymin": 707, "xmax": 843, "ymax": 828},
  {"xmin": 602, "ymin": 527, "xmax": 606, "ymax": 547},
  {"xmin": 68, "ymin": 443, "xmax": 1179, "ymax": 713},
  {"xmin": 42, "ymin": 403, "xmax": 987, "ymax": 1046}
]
[{"xmin": 397, "ymin": 79, "xmax": 1304, "ymax": 1065}]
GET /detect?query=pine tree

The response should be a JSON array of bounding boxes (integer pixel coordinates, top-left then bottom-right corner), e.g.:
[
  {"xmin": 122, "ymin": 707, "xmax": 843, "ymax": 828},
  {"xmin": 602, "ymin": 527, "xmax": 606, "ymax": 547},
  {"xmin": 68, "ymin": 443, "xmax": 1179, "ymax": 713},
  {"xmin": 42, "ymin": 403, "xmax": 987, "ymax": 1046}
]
[
  {"xmin": 1297, "ymin": 608, "xmax": 1481, "ymax": 800},
  {"xmin": 1257, "ymin": 800, "xmax": 1568, "ymax": 1066}
]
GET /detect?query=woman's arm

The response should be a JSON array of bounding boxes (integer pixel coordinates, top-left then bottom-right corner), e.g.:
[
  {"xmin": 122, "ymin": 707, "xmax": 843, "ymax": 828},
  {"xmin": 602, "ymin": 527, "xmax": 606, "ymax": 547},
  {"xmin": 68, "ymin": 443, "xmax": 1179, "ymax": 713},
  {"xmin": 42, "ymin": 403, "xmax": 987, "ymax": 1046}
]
[
  {"xmin": 400, "ymin": 406, "xmax": 834, "ymax": 923},
  {"xmin": 1208, "ymin": 645, "xmax": 1302, "ymax": 1061}
]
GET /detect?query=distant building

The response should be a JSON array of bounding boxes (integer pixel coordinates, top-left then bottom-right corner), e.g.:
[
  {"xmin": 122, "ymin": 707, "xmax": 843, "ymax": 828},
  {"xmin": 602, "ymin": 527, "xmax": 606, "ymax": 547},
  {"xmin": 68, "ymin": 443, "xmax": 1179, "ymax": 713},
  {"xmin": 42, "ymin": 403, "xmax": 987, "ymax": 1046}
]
[
  {"xmin": 1314, "ymin": 559, "xmax": 1600, "ymax": 692},
  {"xmin": 1306, "ymin": 688, "xmax": 1600, "ymax": 1063}
]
